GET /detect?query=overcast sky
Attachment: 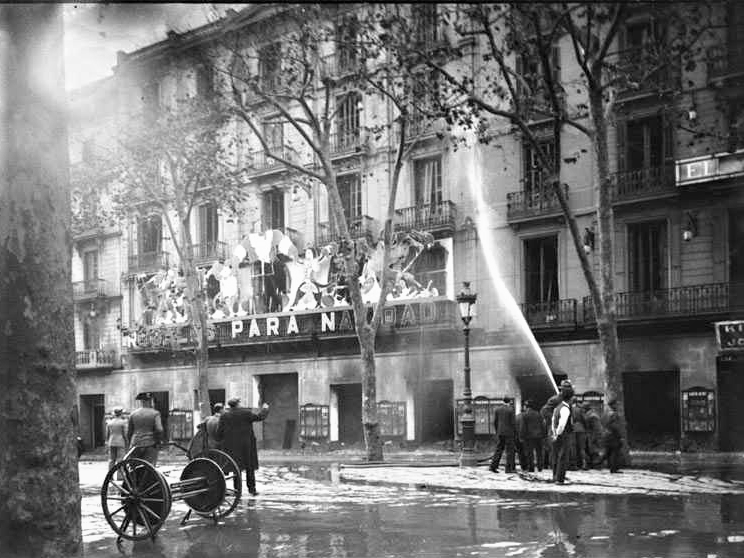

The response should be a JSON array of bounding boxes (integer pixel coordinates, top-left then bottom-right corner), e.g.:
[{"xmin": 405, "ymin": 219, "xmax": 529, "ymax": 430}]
[{"xmin": 63, "ymin": 3, "xmax": 245, "ymax": 90}]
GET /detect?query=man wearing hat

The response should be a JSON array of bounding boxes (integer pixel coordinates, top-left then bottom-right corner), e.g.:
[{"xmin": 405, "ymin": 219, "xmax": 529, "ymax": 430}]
[
  {"xmin": 583, "ymin": 401, "xmax": 602, "ymax": 468},
  {"xmin": 216, "ymin": 397, "xmax": 269, "ymax": 496},
  {"xmin": 128, "ymin": 392, "xmax": 164, "ymax": 466},
  {"xmin": 551, "ymin": 382, "xmax": 575, "ymax": 484},
  {"xmin": 601, "ymin": 398, "xmax": 624, "ymax": 473},
  {"xmin": 106, "ymin": 406, "xmax": 129, "ymax": 471}
]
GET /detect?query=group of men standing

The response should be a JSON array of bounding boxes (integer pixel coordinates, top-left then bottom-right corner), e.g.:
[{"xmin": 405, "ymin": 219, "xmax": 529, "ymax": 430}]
[
  {"xmin": 488, "ymin": 380, "xmax": 625, "ymax": 484},
  {"xmin": 106, "ymin": 393, "xmax": 270, "ymax": 496}
]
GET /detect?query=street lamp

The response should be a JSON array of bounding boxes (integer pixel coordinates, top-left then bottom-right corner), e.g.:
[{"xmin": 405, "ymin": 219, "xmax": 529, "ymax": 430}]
[{"xmin": 456, "ymin": 281, "xmax": 477, "ymax": 466}]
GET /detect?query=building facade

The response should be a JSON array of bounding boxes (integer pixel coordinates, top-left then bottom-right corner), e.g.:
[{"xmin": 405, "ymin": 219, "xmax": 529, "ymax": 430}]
[{"xmin": 70, "ymin": 3, "xmax": 744, "ymax": 452}]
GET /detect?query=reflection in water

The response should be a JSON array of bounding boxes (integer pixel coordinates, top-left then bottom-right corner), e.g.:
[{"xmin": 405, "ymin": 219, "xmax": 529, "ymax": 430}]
[{"xmin": 84, "ymin": 467, "xmax": 744, "ymax": 558}]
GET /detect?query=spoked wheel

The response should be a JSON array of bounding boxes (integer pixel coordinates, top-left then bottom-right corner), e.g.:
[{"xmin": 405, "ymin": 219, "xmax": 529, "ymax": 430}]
[
  {"xmin": 196, "ymin": 449, "xmax": 242, "ymax": 519},
  {"xmin": 101, "ymin": 458, "xmax": 171, "ymax": 541}
]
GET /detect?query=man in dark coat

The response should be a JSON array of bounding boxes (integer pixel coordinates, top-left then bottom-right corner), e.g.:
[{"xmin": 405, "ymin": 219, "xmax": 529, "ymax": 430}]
[
  {"xmin": 601, "ymin": 398, "xmax": 624, "ymax": 473},
  {"xmin": 489, "ymin": 396, "xmax": 517, "ymax": 473},
  {"xmin": 571, "ymin": 402, "xmax": 588, "ymax": 470},
  {"xmin": 520, "ymin": 399, "xmax": 545, "ymax": 472},
  {"xmin": 540, "ymin": 390, "xmax": 563, "ymax": 468},
  {"xmin": 216, "ymin": 397, "xmax": 269, "ymax": 495},
  {"xmin": 584, "ymin": 402, "xmax": 602, "ymax": 468}
]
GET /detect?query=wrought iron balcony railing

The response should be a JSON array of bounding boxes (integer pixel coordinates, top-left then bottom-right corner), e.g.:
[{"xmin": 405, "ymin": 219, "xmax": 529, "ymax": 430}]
[
  {"xmin": 191, "ymin": 241, "xmax": 227, "ymax": 263},
  {"xmin": 320, "ymin": 52, "xmax": 362, "ymax": 80},
  {"xmin": 582, "ymin": 282, "xmax": 744, "ymax": 323},
  {"xmin": 330, "ymin": 130, "xmax": 364, "ymax": 155},
  {"xmin": 76, "ymin": 349, "xmax": 118, "ymax": 370},
  {"xmin": 521, "ymin": 299, "xmax": 577, "ymax": 329},
  {"xmin": 72, "ymin": 278, "xmax": 117, "ymax": 301},
  {"xmin": 128, "ymin": 251, "xmax": 169, "ymax": 274},
  {"xmin": 707, "ymin": 41, "xmax": 744, "ymax": 81},
  {"xmin": 394, "ymin": 200, "xmax": 457, "ymax": 236},
  {"xmin": 614, "ymin": 47, "xmax": 678, "ymax": 96},
  {"xmin": 317, "ymin": 215, "xmax": 376, "ymax": 245},
  {"xmin": 506, "ymin": 183, "xmax": 567, "ymax": 222},
  {"xmin": 246, "ymin": 146, "xmax": 289, "ymax": 173},
  {"xmin": 610, "ymin": 164, "xmax": 676, "ymax": 202}
]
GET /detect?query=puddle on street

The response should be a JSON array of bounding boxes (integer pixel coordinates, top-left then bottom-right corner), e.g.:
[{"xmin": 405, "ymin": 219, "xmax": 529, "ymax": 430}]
[{"xmin": 82, "ymin": 463, "xmax": 744, "ymax": 558}]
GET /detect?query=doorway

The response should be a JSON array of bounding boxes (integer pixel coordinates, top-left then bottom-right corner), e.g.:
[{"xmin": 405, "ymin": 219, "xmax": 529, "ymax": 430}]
[
  {"xmin": 334, "ymin": 383, "xmax": 363, "ymax": 445},
  {"xmin": 79, "ymin": 394, "xmax": 105, "ymax": 449},
  {"xmin": 260, "ymin": 373, "xmax": 298, "ymax": 449},
  {"xmin": 623, "ymin": 370, "xmax": 680, "ymax": 450},
  {"xmin": 718, "ymin": 358, "xmax": 744, "ymax": 451},
  {"xmin": 420, "ymin": 379, "xmax": 454, "ymax": 442},
  {"xmin": 150, "ymin": 391, "xmax": 169, "ymax": 439}
]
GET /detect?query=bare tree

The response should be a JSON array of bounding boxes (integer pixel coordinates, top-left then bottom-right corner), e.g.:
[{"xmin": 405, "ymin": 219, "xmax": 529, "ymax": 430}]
[
  {"xmin": 375, "ymin": 2, "xmax": 715, "ymax": 458},
  {"xmin": 0, "ymin": 5, "xmax": 82, "ymax": 557},
  {"xmin": 212, "ymin": 4, "xmax": 441, "ymax": 461},
  {"xmin": 71, "ymin": 95, "xmax": 248, "ymax": 420}
]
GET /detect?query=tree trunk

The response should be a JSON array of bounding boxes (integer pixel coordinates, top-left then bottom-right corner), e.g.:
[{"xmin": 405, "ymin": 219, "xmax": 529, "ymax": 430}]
[
  {"xmin": 179, "ymin": 225, "xmax": 211, "ymax": 420},
  {"xmin": 0, "ymin": 5, "xmax": 83, "ymax": 556},
  {"xmin": 360, "ymin": 329, "xmax": 383, "ymax": 461},
  {"xmin": 589, "ymin": 88, "xmax": 630, "ymax": 464}
]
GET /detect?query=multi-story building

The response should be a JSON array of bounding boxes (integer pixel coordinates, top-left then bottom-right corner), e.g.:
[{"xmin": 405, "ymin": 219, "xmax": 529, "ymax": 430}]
[{"xmin": 70, "ymin": 3, "xmax": 744, "ymax": 452}]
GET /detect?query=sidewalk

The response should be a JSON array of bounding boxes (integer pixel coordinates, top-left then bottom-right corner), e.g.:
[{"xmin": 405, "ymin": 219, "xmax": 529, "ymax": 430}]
[{"xmin": 80, "ymin": 446, "xmax": 744, "ymax": 497}]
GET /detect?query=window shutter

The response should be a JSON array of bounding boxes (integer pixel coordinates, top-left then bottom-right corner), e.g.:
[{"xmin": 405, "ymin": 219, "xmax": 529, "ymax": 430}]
[
  {"xmin": 199, "ymin": 205, "xmax": 207, "ymax": 246},
  {"xmin": 616, "ymin": 223, "xmax": 628, "ymax": 291},
  {"xmin": 662, "ymin": 111, "xmax": 674, "ymax": 162}
]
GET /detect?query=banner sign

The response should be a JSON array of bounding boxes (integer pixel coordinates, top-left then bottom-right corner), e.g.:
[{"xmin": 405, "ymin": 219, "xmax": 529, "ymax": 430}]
[
  {"xmin": 126, "ymin": 297, "xmax": 456, "ymax": 352},
  {"xmin": 714, "ymin": 320, "xmax": 744, "ymax": 351}
]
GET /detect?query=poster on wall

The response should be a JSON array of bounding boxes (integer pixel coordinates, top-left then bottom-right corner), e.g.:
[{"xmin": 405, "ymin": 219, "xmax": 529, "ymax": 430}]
[{"xmin": 681, "ymin": 387, "xmax": 715, "ymax": 432}]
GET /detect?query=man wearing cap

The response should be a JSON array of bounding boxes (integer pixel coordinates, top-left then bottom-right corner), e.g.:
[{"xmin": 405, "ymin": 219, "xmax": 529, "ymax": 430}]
[
  {"xmin": 216, "ymin": 397, "xmax": 269, "ymax": 496},
  {"xmin": 106, "ymin": 407, "xmax": 129, "ymax": 471},
  {"xmin": 128, "ymin": 392, "xmax": 164, "ymax": 466},
  {"xmin": 583, "ymin": 401, "xmax": 602, "ymax": 468}
]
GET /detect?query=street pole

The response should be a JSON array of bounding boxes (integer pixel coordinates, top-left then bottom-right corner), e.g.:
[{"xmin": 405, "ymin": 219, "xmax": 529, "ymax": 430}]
[{"xmin": 460, "ymin": 315, "xmax": 477, "ymax": 466}]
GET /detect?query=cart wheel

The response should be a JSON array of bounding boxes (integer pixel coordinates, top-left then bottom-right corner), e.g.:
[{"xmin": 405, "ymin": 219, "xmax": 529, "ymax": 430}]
[
  {"xmin": 180, "ymin": 457, "xmax": 226, "ymax": 514},
  {"xmin": 101, "ymin": 458, "xmax": 171, "ymax": 541},
  {"xmin": 196, "ymin": 449, "xmax": 242, "ymax": 518}
]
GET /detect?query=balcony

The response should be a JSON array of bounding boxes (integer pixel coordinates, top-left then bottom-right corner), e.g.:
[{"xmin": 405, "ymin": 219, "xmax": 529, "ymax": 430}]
[
  {"xmin": 76, "ymin": 349, "xmax": 118, "ymax": 370},
  {"xmin": 246, "ymin": 147, "xmax": 289, "ymax": 175},
  {"xmin": 394, "ymin": 200, "xmax": 457, "ymax": 237},
  {"xmin": 317, "ymin": 214, "xmax": 376, "ymax": 245},
  {"xmin": 521, "ymin": 299, "xmax": 577, "ymax": 329},
  {"xmin": 330, "ymin": 131, "xmax": 364, "ymax": 158},
  {"xmin": 192, "ymin": 241, "xmax": 228, "ymax": 264},
  {"xmin": 506, "ymin": 182, "xmax": 567, "ymax": 223},
  {"xmin": 72, "ymin": 278, "xmax": 117, "ymax": 301},
  {"xmin": 708, "ymin": 40, "xmax": 744, "ymax": 83},
  {"xmin": 320, "ymin": 52, "xmax": 361, "ymax": 81},
  {"xmin": 610, "ymin": 164, "xmax": 676, "ymax": 204},
  {"xmin": 582, "ymin": 282, "xmax": 744, "ymax": 323},
  {"xmin": 128, "ymin": 251, "xmax": 169, "ymax": 275},
  {"xmin": 615, "ymin": 47, "xmax": 678, "ymax": 100}
]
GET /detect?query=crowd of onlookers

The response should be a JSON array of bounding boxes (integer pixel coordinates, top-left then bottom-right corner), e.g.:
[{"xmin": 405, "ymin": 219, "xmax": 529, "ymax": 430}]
[{"xmin": 489, "ymin": 380, "xmax": 625, "ymax": 484}]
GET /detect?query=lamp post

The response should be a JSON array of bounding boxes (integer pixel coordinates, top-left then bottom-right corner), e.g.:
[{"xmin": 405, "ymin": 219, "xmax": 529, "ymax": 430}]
[{"xmin": 456, "ymin": 281, "xmax": 477, "ymax": 466}]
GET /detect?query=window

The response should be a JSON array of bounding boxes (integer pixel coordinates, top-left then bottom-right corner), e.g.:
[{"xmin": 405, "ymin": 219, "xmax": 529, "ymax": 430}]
[
  {"xmin": 413, "ymin": 156, "xmax": 443, "ymax": 207},
  {"xmin": 141, "ymin": 81, "xmax": 160, "ymax": 117},
  {"xmin": 338, "ymin": 173, "xmax": 362, "ymax": 221},
  {"xmin": 83, "ymin": 317, "xmax": 100, "ymax": 351},
  {"xmin": 199, "ymin": 203, "xmax": 218, "ymax": 247},
  {"xmin": 523, "ymin": 137, "xmax": 557, "ymax": 195},
  {"xmin": 263, "ymin": 119, "xmax": 284, "ymax": 153},
  {"xmin": 336, "ymin": 92, "xmax": 361, "ymax": 150},
  {"xmin": 138, "ymin": 215, "xmax": 162, "ymax": 255},
  {"xmin": 263, "ymin": 189, "xmax": 284, "ymax": 230},
  {"xmin": 412, "ymin": 4, "xmax": 439, "ymax": 47},
  {"xmin": 625, "ymin": 115, "xmax": 667, "ymax": 171},
  {"xmin": 628, "ymin": 220, "xmax": 668, "ymax": 292},
  {"xmin": 515, "ymin": 47, "xmax": 560, "ymax": 104},
  {"xmin": 524, "ymin": 236, "xmax": 559, "ymax": 304},
  {"xmin": 259, "ymin": 43, "xmax": 282, "ymax": 90},
  {"xmin": 336, "ymin": 14, "xmax": 359, "ymax": 74},
  {"xmin": 83, "ymin": 249, "xmax": 98, "ymax": 294}
]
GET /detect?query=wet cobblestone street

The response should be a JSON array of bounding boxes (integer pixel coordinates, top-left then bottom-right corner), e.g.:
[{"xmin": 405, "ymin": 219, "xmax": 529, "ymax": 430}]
[{"xmin": 80, "ymin": 461, "xmax": 744, "ymax": 557}]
